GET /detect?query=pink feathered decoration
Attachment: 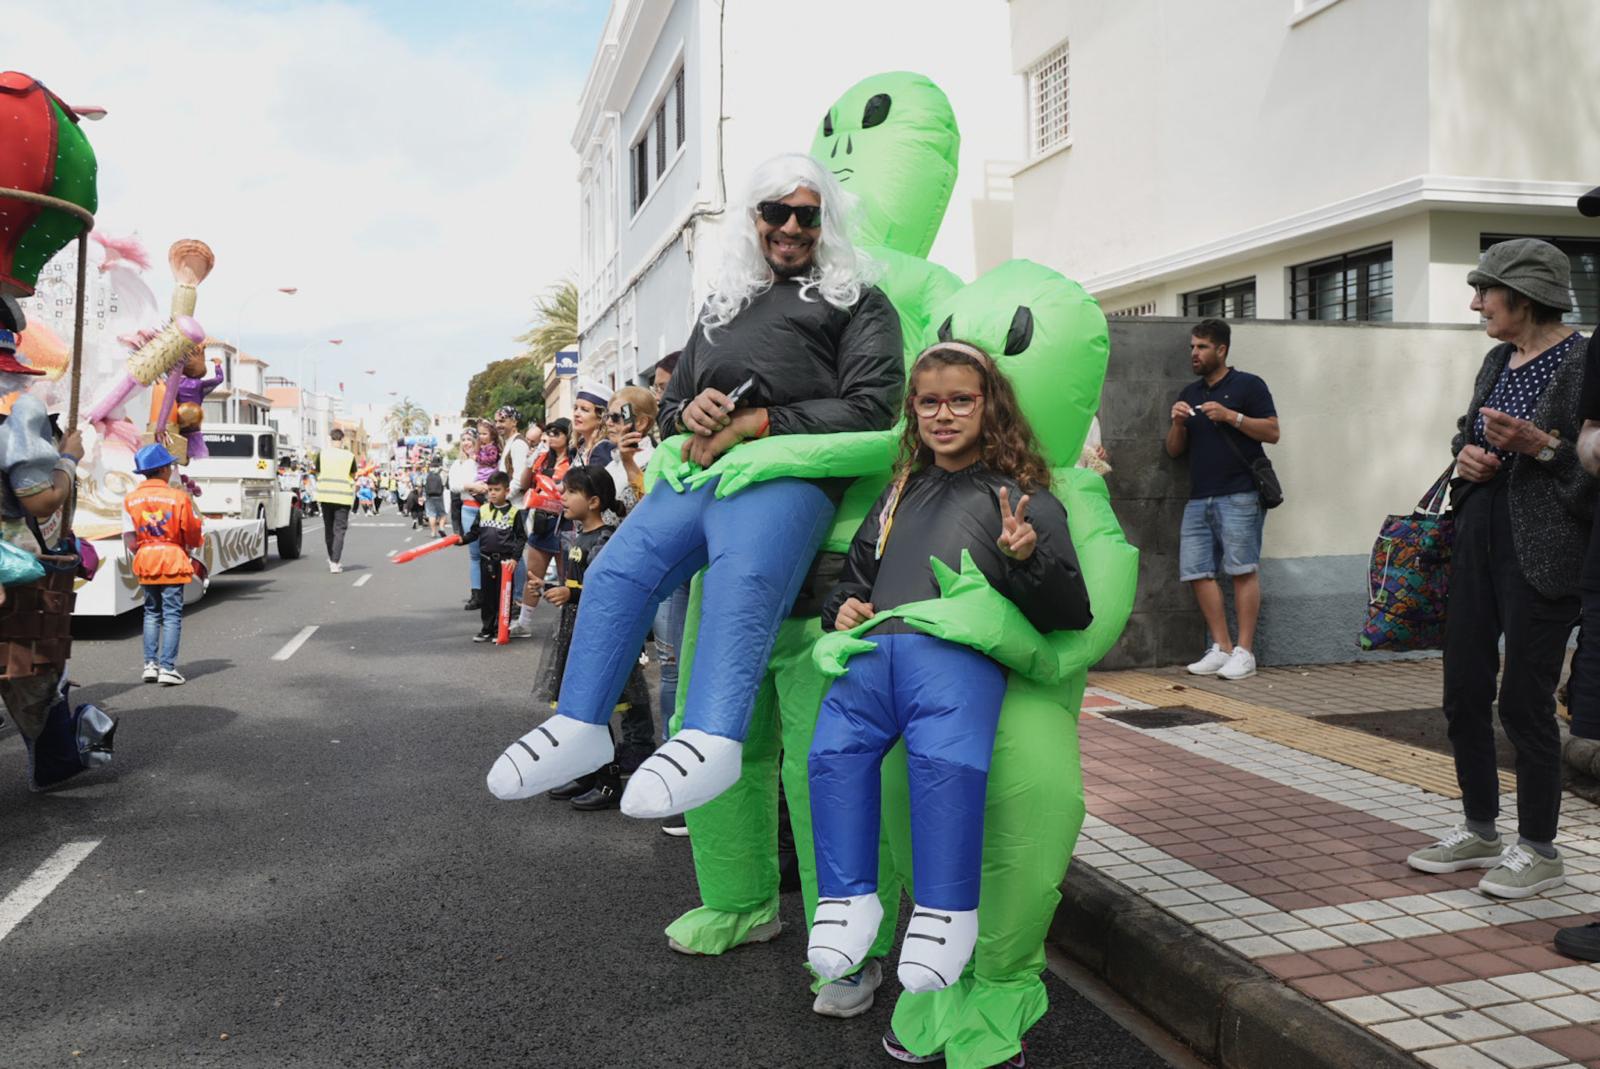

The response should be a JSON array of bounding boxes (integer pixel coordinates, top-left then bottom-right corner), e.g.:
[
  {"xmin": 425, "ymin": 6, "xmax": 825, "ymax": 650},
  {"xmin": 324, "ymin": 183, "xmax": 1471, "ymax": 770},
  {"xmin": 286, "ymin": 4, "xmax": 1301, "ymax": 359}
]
[{"xmin": 90, "ymin": 232, "xmax": 153, "ymax": 273}]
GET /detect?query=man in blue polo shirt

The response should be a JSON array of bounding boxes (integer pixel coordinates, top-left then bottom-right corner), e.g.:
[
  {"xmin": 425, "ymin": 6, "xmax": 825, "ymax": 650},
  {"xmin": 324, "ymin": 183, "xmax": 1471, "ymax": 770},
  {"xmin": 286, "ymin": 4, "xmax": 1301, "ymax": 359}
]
[{"xmin": 1165, "ymin": 318, "xmax": 1281, "ymax": 680}]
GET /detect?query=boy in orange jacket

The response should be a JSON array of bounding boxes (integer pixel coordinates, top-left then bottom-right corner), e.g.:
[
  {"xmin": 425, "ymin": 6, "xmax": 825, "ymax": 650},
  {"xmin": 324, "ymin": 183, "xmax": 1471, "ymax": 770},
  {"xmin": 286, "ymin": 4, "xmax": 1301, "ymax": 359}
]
[{"xmin": 123, "ymin": 443, "xmax": 203, "ymax": 685}]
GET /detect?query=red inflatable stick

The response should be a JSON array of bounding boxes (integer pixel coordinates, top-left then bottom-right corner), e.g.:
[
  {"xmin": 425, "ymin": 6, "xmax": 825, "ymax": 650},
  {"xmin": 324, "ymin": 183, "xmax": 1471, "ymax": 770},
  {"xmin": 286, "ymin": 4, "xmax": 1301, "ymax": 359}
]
[
  {"xmin": 391, "ymin": 534, "xmax": 460, "ymax": 564},
  {"xmin": 496, "ymin": 559, "xmax": 515, "ymax": 645}
]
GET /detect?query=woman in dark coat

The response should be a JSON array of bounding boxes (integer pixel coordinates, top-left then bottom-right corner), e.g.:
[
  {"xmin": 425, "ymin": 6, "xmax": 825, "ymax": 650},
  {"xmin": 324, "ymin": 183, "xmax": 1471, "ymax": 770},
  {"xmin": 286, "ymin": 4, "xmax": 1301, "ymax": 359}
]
[{"xmin": 1407, "ymin": 238, "xmax": 1592, "ymax": 899}]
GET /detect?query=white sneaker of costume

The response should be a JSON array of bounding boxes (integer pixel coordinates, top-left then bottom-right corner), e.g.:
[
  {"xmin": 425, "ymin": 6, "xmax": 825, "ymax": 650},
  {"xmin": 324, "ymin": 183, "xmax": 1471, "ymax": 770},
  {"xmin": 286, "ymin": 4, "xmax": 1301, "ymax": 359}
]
[
  {"xmin": 1217, "ymin": 646, "xmax": 1257, "ymax": 681},
  {"xmin": 486, "ymin": 715, "xmax": 613, "ymax": 800},
  {"xmin": 808, "ymin": 893, "xmax": 884, "ymax": 981},
  {"xmin": 618, "ymin": 729, "xmax": 743, "ymax": 818},
  {"xmin": 897, "ymin": 905, "xmax": 978, "ymax": 993}
]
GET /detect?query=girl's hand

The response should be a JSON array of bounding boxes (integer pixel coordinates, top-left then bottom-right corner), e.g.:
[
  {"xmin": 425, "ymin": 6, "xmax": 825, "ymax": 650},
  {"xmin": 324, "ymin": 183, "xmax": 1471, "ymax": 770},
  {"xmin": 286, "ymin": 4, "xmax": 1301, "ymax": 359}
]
[
  {"xmin": 543, "ymin": 586, "xmax": 570, "ymax": 606},
  {"xmin": 835, "ymin": 597, "xmax": 875, "ymax": 630},
  {"xmin": 997, "ymin": 486, "xmax": 1036, "ymax": 561}
]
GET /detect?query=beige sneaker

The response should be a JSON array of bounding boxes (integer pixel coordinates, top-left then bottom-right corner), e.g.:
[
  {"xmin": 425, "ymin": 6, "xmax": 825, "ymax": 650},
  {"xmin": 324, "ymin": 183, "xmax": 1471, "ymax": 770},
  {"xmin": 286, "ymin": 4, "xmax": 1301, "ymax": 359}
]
[
  {"xmin": 1407, "ymin": 826, "xmax": 1503, "ymax": 873},
  {"xmin": 1479, "ymin": 843, "xmax": 1565, "ymax": 899}
]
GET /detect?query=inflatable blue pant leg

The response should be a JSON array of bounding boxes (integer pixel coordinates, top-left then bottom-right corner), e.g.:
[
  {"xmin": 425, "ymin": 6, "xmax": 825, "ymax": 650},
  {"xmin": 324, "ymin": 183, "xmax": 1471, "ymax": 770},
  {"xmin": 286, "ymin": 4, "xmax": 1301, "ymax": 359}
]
[
  {"xmin": 810, "ymin": 633, "xmax": 1006, "ymax": 911},
  {"xmin": 556, "ymin": 476, "xmax": 833, "ymax": 741}
]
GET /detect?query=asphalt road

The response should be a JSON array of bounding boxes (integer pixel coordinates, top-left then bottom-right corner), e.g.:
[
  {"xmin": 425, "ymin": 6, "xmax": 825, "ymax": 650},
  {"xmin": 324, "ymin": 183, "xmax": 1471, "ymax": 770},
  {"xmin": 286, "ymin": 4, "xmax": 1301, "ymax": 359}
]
[{"xmin": 0, "ymin": 515, "xmax": 1189, "ymax": 1069}]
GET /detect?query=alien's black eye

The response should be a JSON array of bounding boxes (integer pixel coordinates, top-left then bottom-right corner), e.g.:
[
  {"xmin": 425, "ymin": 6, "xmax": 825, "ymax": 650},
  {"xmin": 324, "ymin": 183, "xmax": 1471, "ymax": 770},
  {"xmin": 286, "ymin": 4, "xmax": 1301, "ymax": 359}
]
[
  {"xmin": 861, "ymin": 94, "xmax": 891, "ymax": 129},
  {"xmin": 937, "ymin": 315, "xmax": 954, "ymax": 343},
  {"xmin": 822, "ymin": 112, "xmax": 834, "ymax": 138},
  {"xmin": 1003, "ymin": 306, "xmax": 1034, "ymax": 356}
]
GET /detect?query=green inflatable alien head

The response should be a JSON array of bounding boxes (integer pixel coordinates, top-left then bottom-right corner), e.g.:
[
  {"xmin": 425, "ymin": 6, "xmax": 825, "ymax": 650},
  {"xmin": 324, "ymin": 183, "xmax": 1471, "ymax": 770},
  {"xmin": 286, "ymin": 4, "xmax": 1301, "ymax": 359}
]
[
  {"xmin": 922, "ymin": 260, "xmax": 1109, "ymax": 469},
  {"xmin": 810, "ymin": 72, "xmax": 959, "ymax": 260}
]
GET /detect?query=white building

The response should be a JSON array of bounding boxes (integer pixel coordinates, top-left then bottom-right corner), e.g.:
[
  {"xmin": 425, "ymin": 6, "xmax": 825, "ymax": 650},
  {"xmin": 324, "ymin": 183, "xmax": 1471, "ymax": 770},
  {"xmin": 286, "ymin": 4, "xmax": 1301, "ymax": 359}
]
[
  {"xmin": 201, "ymin": 341, "xmax": 273, "ymax": 425},
  {"xmin": 1007, "ymin": 0, "xmax": 1600, "ymax": 325},
  {"xmin": 267, "ymin": 381, "xmax": 340, "ymax": 460},
  {"xmin": 571, "ymin": 0, "xmax": 1023, "ymax": 390}
]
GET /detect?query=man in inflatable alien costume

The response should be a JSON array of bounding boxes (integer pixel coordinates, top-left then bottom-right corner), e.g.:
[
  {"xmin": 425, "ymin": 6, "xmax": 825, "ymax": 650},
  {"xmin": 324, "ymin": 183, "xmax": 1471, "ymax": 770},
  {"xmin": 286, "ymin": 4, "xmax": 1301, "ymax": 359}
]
[{"xmin": 655, "ymin": 71, "xmax": 966, "ymax": 979}]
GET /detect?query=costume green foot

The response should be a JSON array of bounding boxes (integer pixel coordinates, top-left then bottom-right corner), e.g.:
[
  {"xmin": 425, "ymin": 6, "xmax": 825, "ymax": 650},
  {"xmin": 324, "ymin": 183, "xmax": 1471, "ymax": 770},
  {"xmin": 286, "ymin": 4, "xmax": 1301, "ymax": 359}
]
[{"xmin": 664, "ymin": 589, "xmax": 903, "ymax": 967}]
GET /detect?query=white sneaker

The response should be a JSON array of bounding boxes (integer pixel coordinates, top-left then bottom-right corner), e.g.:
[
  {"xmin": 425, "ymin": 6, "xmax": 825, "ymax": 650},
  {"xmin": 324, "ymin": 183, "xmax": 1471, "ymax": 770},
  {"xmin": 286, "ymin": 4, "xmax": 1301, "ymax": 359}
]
[
  {"xmin": 142, "ymin": 663, "xmax": 159, "ymax": 683},
  {"xmin": 619, "ymin": 730, "xmax": 744, "ymax": 817},
  {"xmin": 808, "ymin": 893, "xmax": 884, "ymax": 980},
  {"xmin": 1217, "ymin": 647, "xmax": 1257, "ymax": 680},
  {"xmin": 486, "ymin": 715, "xmax": 614, "ymax": 800},
  {"xmin": 1186, "ymin": 644, "xmax": 1232, "ymax": 675},
  {"xmin": 157, "ymin": 668, "xmax": 186, "ymax": 686},
  {"xmin": 329, "ymin": 561, "xmax": 344, "ymax": 574}
]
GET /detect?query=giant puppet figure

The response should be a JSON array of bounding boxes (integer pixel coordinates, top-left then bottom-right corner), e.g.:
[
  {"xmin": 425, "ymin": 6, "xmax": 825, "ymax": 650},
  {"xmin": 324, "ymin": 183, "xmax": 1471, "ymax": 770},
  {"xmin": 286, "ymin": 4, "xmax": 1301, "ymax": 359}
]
[{"xmin": 0, "ymin": 72, "xmax": 97, "ymax": 300}]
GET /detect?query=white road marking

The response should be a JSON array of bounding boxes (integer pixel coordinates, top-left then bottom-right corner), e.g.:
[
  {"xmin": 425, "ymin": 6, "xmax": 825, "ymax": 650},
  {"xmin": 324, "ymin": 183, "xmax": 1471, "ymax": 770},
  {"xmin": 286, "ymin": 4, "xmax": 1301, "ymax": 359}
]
[
  {"xmin": 271, "ymin": 625, "xmax": 319, "ymax": 662},
  {"xmin": 0, "ymin": 840, "xmax": 102, "ymax": 943},
  {"xmin": 352, "ymin": 574, "xmax": 371, "ymax": 588},
  {"xmin": 386, "ymin": 549, "xmax": 397, "ymax": 558}
]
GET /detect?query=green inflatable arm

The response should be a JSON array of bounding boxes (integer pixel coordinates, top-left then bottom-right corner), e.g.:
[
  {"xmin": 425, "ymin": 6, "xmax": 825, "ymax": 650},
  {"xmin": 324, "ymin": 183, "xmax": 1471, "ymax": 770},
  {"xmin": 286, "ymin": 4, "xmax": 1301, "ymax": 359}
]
[{"xmin": 814, "ymin": 549, "xmax": 1062, "ymax": 684}]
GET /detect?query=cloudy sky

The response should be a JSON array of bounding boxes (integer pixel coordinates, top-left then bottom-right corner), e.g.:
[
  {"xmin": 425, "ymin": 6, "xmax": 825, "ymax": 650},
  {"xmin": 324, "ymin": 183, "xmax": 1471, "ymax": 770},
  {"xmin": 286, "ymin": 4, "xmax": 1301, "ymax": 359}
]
[{"xmin": 16, "ymin": 0, "xmax": 609, "ymax": 413}]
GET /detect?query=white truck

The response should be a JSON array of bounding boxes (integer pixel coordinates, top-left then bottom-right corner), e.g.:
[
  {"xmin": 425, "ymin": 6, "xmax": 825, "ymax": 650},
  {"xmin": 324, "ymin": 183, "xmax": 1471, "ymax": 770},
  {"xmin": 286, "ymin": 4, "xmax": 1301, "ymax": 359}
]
[{"xmin": 72, "ymin": 424, "xmax": 304, "ymax": 616}]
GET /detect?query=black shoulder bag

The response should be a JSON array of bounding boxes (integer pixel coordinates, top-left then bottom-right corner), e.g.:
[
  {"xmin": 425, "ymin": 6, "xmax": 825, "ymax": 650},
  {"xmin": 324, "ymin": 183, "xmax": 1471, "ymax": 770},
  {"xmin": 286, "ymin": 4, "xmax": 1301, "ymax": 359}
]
[{"xmin": 1219, "ymin": 424, "xmax": 1284, "ymax": 510}]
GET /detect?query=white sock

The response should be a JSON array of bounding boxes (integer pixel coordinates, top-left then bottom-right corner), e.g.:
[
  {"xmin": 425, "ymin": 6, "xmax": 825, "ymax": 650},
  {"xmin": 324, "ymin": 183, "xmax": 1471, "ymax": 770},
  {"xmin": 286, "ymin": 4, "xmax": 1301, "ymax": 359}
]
[{"xmin": 518, "ymin": 604, "xmax": 536, "ymax": 627}]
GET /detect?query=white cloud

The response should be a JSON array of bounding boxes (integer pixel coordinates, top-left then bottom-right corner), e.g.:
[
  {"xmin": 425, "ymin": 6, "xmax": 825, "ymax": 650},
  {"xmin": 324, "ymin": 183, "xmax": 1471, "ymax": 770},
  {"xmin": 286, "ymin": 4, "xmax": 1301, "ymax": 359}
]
[{"xmin": 12, "ymin": 0, "xmax": 594, "ymax": 413}]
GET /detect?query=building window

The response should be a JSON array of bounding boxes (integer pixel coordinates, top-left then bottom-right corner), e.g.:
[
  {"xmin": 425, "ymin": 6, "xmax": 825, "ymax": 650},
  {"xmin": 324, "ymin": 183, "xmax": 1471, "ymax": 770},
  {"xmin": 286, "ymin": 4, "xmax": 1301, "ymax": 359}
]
[
  {"xmin": 1480, "ymin": 234, "xmax": 1600, "ymax": 326},
  {"xmin": 631, "ymin": 139, "xmax": 649, "ymax": 214},
  {"xmin": 1106, "ymin": 301, "xmax": 1157, "ymax": 318},
  {"xmin": 1183, "ymin": 278, "xmax": 1257, "ymax": 319},
  {"xmin": 1291, "ymin": 244, "xmax": 1393, "ymax": 322},
  {"xmin": 674, "ymin": 67, "xmax": 686, "ymax": 149},
  {"xmin": 1025, "ymin": 42, "xmax": 1069, "ymax": 157},
  {"xmin": 655, "ymin": 108, "xmax": 667, "ymax": 176}
]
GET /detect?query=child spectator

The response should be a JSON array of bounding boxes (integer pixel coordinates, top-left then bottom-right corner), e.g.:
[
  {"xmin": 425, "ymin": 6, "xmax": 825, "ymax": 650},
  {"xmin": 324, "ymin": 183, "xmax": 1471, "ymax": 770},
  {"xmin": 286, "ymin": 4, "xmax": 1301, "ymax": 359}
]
[
  {"xmin": 457, "ymin": 470, "xmax": 527, "ymax": 643},
  {"xmin": 123, "ymin": 443, "xmax": 204, "ymax": 686},
  {"xmin": 534, "ymin": 465, "xmax": 654, "ymax": 811}
]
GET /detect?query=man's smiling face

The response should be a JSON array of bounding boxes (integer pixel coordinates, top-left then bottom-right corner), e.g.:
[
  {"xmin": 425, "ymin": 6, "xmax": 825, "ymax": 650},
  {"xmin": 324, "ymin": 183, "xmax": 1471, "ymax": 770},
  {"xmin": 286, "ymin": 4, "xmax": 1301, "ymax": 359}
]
[{"xmin": 756, "ymin": 186, "xmax": 822, "ymax": 279}]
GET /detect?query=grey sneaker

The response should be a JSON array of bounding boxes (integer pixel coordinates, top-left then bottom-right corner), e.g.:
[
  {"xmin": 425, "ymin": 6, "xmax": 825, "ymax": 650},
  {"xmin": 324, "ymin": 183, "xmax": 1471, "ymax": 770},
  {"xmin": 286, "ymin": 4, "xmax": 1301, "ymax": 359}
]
[
  {"xmin": 1479, "ymin": 844, "xmax": 1565, "ymax": 899},
  {"xmin": 1407, "ymin": 826, "xmax": 1503, "ymax": 873},
  {"xmin": 507, "ymin": 623, "xmax": 534, "ymax": 639},
  {"xmin": 812, "ymin": 958, "xmax": 882, "ymax": 1019}
]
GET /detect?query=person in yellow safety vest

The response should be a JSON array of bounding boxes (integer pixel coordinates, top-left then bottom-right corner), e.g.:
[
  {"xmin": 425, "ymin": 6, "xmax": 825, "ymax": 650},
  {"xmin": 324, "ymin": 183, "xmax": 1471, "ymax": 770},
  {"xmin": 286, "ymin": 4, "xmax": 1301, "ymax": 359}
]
[{"xmin": 314, "ymin": 428, "xmax": 357, "ymax": 574}]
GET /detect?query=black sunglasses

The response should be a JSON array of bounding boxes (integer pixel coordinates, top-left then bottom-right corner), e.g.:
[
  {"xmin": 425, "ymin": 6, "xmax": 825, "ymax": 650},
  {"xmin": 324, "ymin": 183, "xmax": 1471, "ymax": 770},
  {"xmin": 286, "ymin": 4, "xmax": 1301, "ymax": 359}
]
[{"xmin": 756, "ymin": 201, "xmax": 823, "ymax": 229}]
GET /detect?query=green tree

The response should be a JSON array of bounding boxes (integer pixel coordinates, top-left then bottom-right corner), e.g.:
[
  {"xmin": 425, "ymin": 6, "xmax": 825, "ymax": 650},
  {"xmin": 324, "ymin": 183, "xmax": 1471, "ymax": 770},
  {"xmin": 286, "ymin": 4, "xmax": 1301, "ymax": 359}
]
[
  {"xmin": 515, "ymin": 280, "xmax": 578, "ymax": 366},
  {"xmin": 460, "ymin": 279, "xmax": 575, "ymax": 421},
  {"xmin": 385, "ymin": 397, "xmax": 430, "ymax": 440}
]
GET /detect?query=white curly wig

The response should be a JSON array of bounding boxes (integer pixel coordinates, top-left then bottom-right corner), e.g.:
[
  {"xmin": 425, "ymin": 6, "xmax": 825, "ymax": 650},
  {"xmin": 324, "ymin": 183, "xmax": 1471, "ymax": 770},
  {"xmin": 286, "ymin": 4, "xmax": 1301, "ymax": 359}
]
[{"xmin": 700, "ymin": 152, "xmax": 879, "ymax": 335}]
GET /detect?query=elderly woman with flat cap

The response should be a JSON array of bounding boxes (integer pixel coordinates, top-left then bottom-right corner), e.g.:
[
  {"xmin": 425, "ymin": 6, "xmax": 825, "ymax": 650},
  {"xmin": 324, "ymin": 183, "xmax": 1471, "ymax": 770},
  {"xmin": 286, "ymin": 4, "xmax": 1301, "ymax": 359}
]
[{"xmin": 1408, "ymin": 238, "xmax": 1593, "ymax": 899}]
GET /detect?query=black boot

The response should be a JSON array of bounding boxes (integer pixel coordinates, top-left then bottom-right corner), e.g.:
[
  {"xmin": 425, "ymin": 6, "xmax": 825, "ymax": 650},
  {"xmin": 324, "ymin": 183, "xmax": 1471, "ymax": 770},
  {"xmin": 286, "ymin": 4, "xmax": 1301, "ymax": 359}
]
[
  {"xmin": 547, "ymin": 773, "xmax": 597, "ymax": 800},
  {"xmin": 1556, "ymin": 922, "xmax": 1600, "ymax": 961},
  {"xmin": 570, "ymin": 765, "xmax": 622, "ymax": 811},
  {"xmin": 463, "ymin": 591, "xmax": 482, "ymax": 611}
]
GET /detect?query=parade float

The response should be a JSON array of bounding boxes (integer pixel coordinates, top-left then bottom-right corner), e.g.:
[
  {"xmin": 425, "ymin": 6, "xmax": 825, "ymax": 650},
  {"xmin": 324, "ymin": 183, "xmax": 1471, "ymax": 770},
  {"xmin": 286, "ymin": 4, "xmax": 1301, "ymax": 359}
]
[{"xmin": 3, "ymin": 71, "xmax": 292, "ymax": 616}]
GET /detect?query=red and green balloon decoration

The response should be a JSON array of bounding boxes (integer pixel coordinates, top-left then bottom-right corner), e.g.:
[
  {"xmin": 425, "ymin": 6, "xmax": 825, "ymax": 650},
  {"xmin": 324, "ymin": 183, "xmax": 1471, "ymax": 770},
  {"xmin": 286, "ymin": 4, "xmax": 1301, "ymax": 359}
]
[{"xmin": 0, "ymin": 71, "xmax": 99, "ymax": 297}]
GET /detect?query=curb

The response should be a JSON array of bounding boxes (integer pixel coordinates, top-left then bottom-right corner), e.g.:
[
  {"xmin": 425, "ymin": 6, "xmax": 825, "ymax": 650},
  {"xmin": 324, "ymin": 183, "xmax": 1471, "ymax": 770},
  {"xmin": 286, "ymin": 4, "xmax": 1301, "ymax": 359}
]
[{"xmin": 1048, "ymin": 864, "xmax": 1416, "ymax": 1069}]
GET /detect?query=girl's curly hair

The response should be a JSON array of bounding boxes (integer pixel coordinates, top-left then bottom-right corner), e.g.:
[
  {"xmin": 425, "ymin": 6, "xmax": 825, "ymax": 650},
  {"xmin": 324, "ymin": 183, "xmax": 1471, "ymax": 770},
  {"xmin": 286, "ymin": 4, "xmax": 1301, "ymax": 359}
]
[{"xmin": 895, "ymin": 341, "xmax": 1054, "ymax": 491}]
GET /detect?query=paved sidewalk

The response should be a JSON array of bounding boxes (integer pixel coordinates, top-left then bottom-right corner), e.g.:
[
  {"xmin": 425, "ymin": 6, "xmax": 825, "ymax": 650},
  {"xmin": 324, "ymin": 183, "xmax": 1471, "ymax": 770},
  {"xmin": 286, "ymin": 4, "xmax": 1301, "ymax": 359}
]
[{"xmin": 1068, "ymin": 663, "xmax": 1600, "ymax": 1069}]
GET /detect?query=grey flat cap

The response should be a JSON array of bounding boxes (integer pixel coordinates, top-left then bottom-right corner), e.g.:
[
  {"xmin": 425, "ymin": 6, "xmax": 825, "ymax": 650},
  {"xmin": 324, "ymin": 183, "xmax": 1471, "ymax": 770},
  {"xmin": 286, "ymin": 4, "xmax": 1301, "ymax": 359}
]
[
  {"xmin": 1581, "ymin": 185, "xmax": 1600, "ymax": 218},
  {"xmin": 1468, "ymin": 238, "xmax": 1573, "ymax": 312}
]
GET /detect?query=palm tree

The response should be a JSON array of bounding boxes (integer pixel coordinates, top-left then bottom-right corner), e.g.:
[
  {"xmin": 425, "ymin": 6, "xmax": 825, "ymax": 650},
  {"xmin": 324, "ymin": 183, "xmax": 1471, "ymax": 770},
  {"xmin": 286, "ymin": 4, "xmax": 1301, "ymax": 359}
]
[
  {"xmin": 385, "ymin": 397, "xmax": 430, "ymax": 440},
  {"xmin": 514, "ymin": 280, "xmax": 578, "ymax": 368}
]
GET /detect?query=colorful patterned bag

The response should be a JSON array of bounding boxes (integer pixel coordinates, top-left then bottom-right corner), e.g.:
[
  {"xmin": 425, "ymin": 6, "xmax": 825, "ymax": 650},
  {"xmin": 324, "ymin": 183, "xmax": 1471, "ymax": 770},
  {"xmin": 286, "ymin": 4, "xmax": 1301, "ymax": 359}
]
[{"xmin": 1359, "ymin": 463, "xmax": 1456, "ymax": 651}]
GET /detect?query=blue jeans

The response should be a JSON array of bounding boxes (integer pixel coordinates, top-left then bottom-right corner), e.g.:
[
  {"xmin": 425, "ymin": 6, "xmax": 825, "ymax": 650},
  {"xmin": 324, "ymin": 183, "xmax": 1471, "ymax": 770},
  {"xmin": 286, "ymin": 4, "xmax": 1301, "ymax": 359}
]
[
  {"xmin": 462, "ymin": 505, "xmax": 481, "ymax": 590},
  {"xmin": 556, "ymin": 477, "xmax": 834, "ymax": 740},
  {"xmin": 1179, "ymin": 491, "xmax": 1264, "ymax": 581},
  {"xmin": 653, "ymin": 583, "xmax": 691, "ymax": 742},
  {"xmin": 142, "ymin": 584, "xmax": 184, "ymax": 670},
  {"xmin": 809, "ymin": 633, "xmax": 1007, "ymax": 910}
]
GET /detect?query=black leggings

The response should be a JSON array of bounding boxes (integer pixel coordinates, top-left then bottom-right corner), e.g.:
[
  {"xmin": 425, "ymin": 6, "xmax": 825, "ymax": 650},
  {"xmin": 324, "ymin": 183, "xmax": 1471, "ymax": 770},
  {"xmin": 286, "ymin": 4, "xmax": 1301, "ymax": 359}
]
[{"xmin": 1442, "ymin": 478, "xmax": 1577, "ymax": 843}]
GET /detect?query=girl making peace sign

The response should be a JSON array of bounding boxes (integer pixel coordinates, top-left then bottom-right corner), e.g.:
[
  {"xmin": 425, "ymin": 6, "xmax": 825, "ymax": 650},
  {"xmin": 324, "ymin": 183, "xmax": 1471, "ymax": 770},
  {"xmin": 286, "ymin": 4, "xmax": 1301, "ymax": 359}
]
[{"xmin": 807, "ymin": 340, "xmax": 1093, "ymax": 995}]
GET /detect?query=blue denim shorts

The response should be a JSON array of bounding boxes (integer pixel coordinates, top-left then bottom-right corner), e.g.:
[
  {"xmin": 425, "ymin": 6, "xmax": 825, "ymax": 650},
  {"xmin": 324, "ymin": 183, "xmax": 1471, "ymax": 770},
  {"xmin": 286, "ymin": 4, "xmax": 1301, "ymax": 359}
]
[{"xmin": 1179, "ymin": 492, "xmax": 1264, "ymax": 581}]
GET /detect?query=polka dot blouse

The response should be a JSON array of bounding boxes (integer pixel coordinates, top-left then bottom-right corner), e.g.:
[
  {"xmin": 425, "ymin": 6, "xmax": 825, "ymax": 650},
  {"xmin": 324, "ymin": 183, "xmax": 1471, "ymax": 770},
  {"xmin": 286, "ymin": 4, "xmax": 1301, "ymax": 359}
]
[{"xmin": 1473, "ymin": 332, "xmax": 1586, "ymax": 459}]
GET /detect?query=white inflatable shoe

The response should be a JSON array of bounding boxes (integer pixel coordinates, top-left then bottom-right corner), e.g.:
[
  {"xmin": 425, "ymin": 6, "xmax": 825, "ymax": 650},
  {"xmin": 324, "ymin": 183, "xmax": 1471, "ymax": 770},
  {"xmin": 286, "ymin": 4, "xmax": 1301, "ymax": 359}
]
[
  {"xmin": 897, "ymin": 905, "xmax": 978, "ymax": 993},
  {"xmin": 486, "ymin": 716, "xmax": 613, "ymax": 800},
  {"xmin": 619, "ymin": 730, "xmax": 742, "ymax": 817},
  {"xmin": 808, "ymin": 893, "xmax": 883, "ymax": 981}
]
